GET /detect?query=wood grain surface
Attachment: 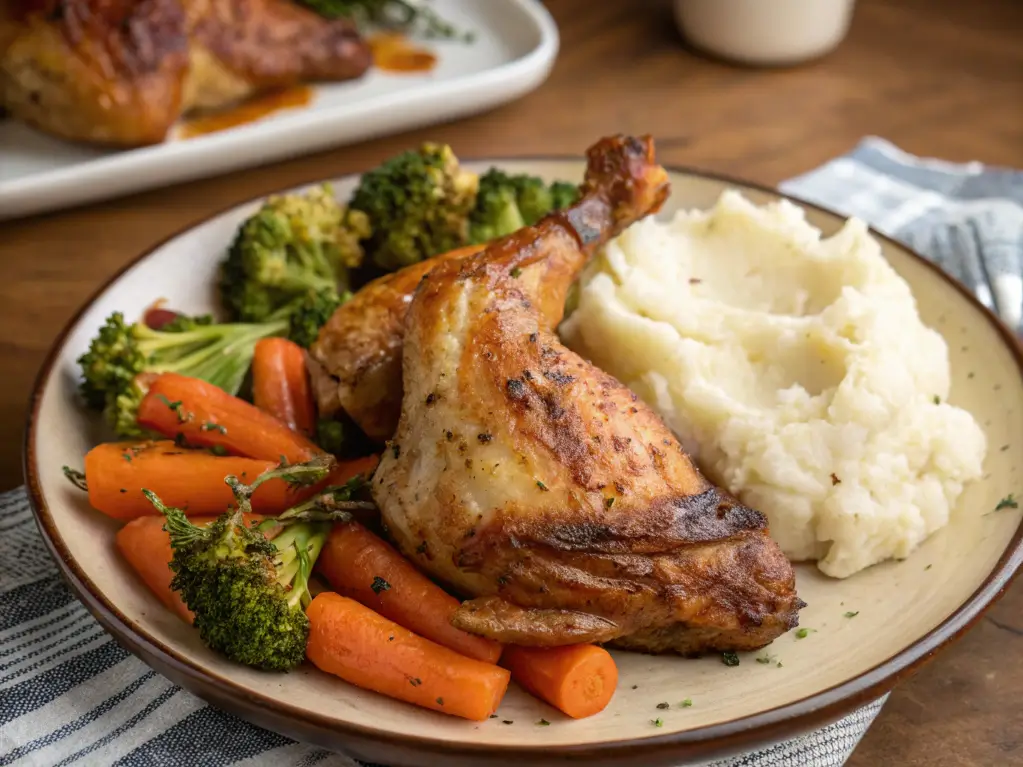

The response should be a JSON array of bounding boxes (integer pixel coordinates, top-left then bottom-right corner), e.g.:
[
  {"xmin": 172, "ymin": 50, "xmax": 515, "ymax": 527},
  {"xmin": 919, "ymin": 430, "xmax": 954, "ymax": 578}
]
[{"xmin": 1, "ymin": 0, "xmax": 1021, "ymax": 763}]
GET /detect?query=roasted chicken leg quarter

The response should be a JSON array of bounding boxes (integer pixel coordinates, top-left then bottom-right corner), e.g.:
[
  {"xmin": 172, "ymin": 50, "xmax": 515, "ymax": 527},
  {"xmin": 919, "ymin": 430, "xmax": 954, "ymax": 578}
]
[{"xmin": 372, "ymin": 135, "xmax": 804, "ymax": 654}]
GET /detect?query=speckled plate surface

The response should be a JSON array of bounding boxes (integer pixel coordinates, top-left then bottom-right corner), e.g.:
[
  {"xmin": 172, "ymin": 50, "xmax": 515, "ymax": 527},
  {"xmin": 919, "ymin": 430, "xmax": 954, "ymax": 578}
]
[{"xmin": 24, "ymin": 161, "xmax": 1023, "ymax": 767}]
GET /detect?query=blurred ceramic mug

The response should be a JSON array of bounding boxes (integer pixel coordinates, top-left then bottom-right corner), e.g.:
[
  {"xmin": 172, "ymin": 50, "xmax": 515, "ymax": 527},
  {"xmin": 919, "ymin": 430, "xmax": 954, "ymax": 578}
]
[{"xmin": 674, "ymin": 0, "xmax": 856, "ymax": 66}]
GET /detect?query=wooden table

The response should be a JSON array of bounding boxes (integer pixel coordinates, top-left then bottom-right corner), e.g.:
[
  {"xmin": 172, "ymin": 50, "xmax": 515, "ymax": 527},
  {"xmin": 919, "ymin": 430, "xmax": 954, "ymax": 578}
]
[{"xmin": 2, "ymin": 0, "xmax": 1021, "ymax": 763}]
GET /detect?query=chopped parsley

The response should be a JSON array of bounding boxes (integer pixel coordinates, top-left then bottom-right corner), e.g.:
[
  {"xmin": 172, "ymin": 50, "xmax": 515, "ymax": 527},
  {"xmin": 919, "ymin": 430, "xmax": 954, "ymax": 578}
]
[
  {"xmin": 510, "ymin": 267, "xmax": 522, "ymax": 278},
  {"xmin": 371, "ymin": 576, "xmax": 391, "ymax": 594},
  {"xmin": 61, "ymin": 466, "xmax": 88, "ymax": 491},
  {"xmin": 502, "ymin": 720, "xmax": 514, "ymax": 725},
  {"xmin": 489, "ymin": 715, "xmax": 498, "ymax": 719},
  {"xmin": 200, "ymin": 422, "xmax": 226, "ymax": 434},
  {"xmin": 436, "ymin": 697, "xmax": 444, "ymax": 706},
  {"xmin": 844, "ymin": 611, "xmax": 859, "ymax": 618},
  {"xmin": 932, "ymin": 395, "xmax": 940, "ymax": 405},
  {"xmin": 119, "ymin": 488, "xmax": 127, "ymax": 494},
  {"xmin": 537, "ymin": 718, "xmax": 550, "ymax": 726},
  {"xmin": 656, "ymin": 702, "xmax": 670, "ymax": 710},
  {"xmin": 680, "ymin": 698, "xmax": 693, "ymax": 708},
  {"xmin": 391, "ymin": 443, "xmax": 400, "ymax": 459},
  {"xmin": 209, "ymin": 444, "xmax": 228, "ymax": 456},
  {"xmin": 416, "ymin": 541, "xmax": 428, "ymax": 555},
  {"xmin": 408, "ymin": 677, "xmax": 422, "ymax": 687},
  {"xmin": 651, "ymin": 718, "xmax": 663, "ymax": 727},
  {"xmin": 755, "ymin": 655, "xmax": 774, "ymax": 664},
  {"xmin": 536, "ymin": 480, "xmax": 549, "ymax": 491},
  {"xmin": 477, "ymin": 432, "xmax": 493, "ymax": 443},
  {"xmin": 995, "ymin": 494, "xmax": 1019, "ymax": 512},
  {"xmin": 925, "ymin": 564, "xmax": 933, "ymax": 571},
  {"xmin": 605, "ymin": 497, "xmax": 615, "ymax": 508},
  {"xmin": 795, "ymin": 628, "xmax": 815, "ymax": 639},
  {"xmin": 721, "ymin": 652, "xmax": 740, "ymax": 666}
]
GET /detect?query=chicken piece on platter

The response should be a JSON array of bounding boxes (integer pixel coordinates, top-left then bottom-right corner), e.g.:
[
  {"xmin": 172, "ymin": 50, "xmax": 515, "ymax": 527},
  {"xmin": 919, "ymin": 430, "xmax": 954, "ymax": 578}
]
[{"xmin": 372, "ymin": 134, "xmax": 804, "ymax": 654}]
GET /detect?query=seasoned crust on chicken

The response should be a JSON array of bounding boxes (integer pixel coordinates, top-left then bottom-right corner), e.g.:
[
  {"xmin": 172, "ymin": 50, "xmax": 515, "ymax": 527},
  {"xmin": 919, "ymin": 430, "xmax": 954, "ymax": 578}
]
[
  {"xmin": 372, "ymin": 135, "xmax": 804, "ymax": 653},
  {"xmin": 0, "ymin": 0, "xmax": 371, "ymax": 146}
]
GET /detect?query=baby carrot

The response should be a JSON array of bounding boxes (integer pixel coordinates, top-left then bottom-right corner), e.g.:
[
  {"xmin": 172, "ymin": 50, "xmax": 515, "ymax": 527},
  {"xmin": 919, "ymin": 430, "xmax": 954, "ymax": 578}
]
[
  {"xmin": 252, "ymin": 338, "xmax": 316, "ymax": 435},
  {"xmin": 305, "ymin": 592, "xmax": 510, "ymax": 721},
  {"xmin": 316, "ymin": 521, "xmax": 502, "ymax": 664},
  {"xmin": 83, "ymin": 441, "xmax": 315, "ymax": 519},
  {"xmin": 136, "ymin": 372, "xmax": 321, "ymax": 463},
  {"xmin": 502, "ymin": 644, "xmax": 618, "ymax": 719},
  {"xmin": 115, "ymin": 512, "xmax": 263, "ymax": 623}
]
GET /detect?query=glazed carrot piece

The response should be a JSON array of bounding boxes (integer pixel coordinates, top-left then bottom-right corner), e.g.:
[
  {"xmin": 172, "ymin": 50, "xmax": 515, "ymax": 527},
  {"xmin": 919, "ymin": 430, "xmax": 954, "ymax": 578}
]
[
  {"xmin": 136, "ymin": 373, "xmax": 321, "ymax": 463},
  {"xmin": 324, "ymin": 454, "xmax": 379, "ymax": 487},
  {"xmin": 305, "ymin": 593, "xmax": 510, "ymax": 721},
  {"xmin": 82, "ymin": 441, "xmax": 319, "ymax": 519},
  {"xmin": 316, "ymin": 521, "xmax": 502, "ymax": 664},
  {"xmin": 251, "ymin": 338, "xmax": 316, "ymax": 435},
  {"xmin": 501, "ymin": 644, "xmax": 618, "ymax": 719},
  {"xmin": 115, "ymin": 512, "xmax": 263, "ymax": 624}
]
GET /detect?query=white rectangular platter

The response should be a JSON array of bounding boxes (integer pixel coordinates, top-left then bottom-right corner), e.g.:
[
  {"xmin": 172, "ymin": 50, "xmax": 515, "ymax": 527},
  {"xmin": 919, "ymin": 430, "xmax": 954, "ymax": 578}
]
[{"xmin": 0, "ymin": 0, "xmax": 557, "ymax": 221}]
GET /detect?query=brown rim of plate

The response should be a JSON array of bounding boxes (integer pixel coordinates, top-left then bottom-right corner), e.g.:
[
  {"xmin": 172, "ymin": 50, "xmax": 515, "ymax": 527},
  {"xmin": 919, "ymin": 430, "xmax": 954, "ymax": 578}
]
[{"xmin": 21, "ymin": 159, "xmax": 1023, "ymax": 766}]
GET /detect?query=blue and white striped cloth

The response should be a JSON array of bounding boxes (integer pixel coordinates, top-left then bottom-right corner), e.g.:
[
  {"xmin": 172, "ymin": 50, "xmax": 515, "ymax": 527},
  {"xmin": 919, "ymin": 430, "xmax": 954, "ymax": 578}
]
[{"xmin": 4, "ymin": 138, "xmax": 1022, "ymax": 766}]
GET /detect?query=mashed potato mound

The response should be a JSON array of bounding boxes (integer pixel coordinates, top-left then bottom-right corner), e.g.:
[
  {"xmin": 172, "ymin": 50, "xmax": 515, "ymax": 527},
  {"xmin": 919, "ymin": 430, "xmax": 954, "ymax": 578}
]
[{"xmin": 561, "ymin": 191, "xmax": 986, "ymax": 578}]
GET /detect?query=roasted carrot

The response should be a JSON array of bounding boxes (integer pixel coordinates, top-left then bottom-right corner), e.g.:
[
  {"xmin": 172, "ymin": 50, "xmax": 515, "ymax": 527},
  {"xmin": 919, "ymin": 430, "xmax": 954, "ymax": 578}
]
[
  {"xmin": 116, "ymin": 512, "xmax": 263, "ymax": 624},
  {"xmin": 324, "ymin": 454, "xmax": 379, "ymax": 487},
  {"xmin": 136, "ymin": 373, "xmax": 321, "ymax": 463},
  {"xmin": 316, "ymin": 521, "xmax": 502, "ymax": 664},
  {"xmin": 305, "ymin": 592, "xmax": 510, "ymax": 721},
  {"xmin": 252, "ymin": 338, "xmax": 316, "ymax": 435},
  {"xmin": 82, "ymin": 441, "xmax": 320, "ymax": 519},
  {"xmin": 501, "ymin": 644, "xmax": 618, "ymax": 719}
]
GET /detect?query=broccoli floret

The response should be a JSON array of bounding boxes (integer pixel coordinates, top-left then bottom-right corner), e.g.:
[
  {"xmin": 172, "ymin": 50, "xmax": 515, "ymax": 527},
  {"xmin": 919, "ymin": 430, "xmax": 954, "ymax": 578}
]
[
  {"xmin": 220, "ymin": 185, "xmax": 370, "ymax": 322},
  {"xmin": 467, "ymin": 169, "xmax": 579, "ymax": 245},
  {"xmin": 349, "ymin": 143, "xmax": 478, "ymax": 271},
  {"xmin": 287, "ymin": 288, "xmax": 351, "ymax": 349},
  {"xmin": 78, "ymin": 311, "xmax": 287, "ymax": 437},
  {"xmin": 144, "ymin": 456, "xmax": 367, "ymax": 671}
]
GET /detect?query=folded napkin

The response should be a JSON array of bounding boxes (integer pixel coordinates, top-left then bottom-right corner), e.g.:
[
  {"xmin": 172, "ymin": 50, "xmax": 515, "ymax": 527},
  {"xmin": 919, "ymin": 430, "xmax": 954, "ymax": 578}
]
[{"xmin": 4, "ymin": 138, "xmax": 1022, "ymax": 767}]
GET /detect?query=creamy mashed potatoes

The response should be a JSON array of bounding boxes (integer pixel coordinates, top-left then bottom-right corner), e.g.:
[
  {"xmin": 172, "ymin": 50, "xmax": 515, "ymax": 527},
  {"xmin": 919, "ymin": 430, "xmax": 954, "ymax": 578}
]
[{"xmin": 561, "ymin": 191, "xmax": 986, "ymax": 578}]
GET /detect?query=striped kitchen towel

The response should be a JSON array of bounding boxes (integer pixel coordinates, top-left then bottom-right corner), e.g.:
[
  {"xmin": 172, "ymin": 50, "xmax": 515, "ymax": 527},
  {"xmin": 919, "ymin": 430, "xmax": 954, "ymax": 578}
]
[{"xmin": 4, "ymin": 137, "xmax": 1023, "ymax": 766}]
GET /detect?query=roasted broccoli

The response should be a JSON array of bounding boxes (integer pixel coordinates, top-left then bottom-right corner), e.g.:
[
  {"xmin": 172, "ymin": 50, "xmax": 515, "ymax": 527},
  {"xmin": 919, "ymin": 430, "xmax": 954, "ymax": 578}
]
[
  {"xmin": 297, "ymin": 0, "xmax": 471, "ymax": 40},
  {"xmin": 220, "ymin": 185, "xmax": 370, "ymax": 322},
  {"xmin": 78, "ymin": 311, "xmax": 287, "ymax": 437},
  {"xmin": 468, "ymin": 169, "xmax": 580, "ymax": 245},
  {"xmin": 145, "ymin": 456, "xmax": 373, "ymax": 671},
  {"xmin": 287, "ymin": 287, "xmax": 351, "ymax": 349},
  {"xmin": 348, "ymin": 143, "xmax": 478, "ymax": 271}
]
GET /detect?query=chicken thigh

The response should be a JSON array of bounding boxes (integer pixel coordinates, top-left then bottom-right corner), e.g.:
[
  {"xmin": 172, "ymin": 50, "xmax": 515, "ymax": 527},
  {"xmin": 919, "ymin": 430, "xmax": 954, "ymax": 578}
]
[{"xmin": 372, "ymin": 135, "xmax": 803, "ymax": 653}]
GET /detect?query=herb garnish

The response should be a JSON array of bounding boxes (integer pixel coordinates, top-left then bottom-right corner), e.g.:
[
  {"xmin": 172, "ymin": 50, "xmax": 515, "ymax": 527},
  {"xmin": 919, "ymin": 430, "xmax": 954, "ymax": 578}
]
[
  {"xmin": 371, "ymin": 576, "xmax": 391, "ymax": 594},
  {"xmin": 721, "ymin": 652, "xmax": 740, "ymax": 666},
  {"xmin": 510, "ymin": 267, "xmax": 522, "ymax": 278},
  {"xmin": 656, "ymin": 702, "xmax": 670, "ymax": 710},
  {"xmin": 436, "ymin": 697, "xmax": 444, "ymax": 706},
  {"xmin": 408, "ymin": 677, "xmax": 422, "ymax": 687},
  {"xmin": 502, "ymin": 720, "xmax": 514, "ymax": 725},
  {"xmin": 62, "ymin": 466, "xmax": 88, "ymax": 491},
  {"xmin": 795, "ymin": 628, "xmax": 815, "ymax": 639},
  {"xmin": 844, "ymin": 611, "xmax": 859, "ymax": 618},
  {"xmin": 651, "ymin": 718, "xmax": 663, "ymax": 727},
  {"xmin": 681, "ymin": 698, "xmax": 693, "ymax": 708},
  {"xmin": 536, "ymin": 480, "xmax": 548, "ymax": 491},
  {"xmin": 200, "ymin": 422, "xmax": 227, "ymax": 434},
  {"xmin": 537, "ymin": 718, "xmax": 550, "ymax": 726},
  {"xmin": 755, "ymin": 655, "xmax": 774, "ymax": 665},
  {"xmin": 209, "ymin": 444, "xmax": 228, "ymax": 456},
  {"xmin": 605, "ymin": 497, "xmax": 615, "ymax": 508},
  {"xmin": 995, "ymin": 494, "xmax": 1019, "ymax": 512},
  {"xmin": 933, "ymin": 395, "xmax": 940, "ymax": 405}
]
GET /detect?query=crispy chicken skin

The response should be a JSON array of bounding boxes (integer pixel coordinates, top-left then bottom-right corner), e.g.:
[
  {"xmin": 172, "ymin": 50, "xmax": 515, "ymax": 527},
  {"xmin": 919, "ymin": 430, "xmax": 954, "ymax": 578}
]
[
  {"xmin": 372, "ymin": 135, "xmax": 804, "ymax": 654},
  {"xmin": 0, "ymin": 0, "xmax": 371, "ymax": 145}
]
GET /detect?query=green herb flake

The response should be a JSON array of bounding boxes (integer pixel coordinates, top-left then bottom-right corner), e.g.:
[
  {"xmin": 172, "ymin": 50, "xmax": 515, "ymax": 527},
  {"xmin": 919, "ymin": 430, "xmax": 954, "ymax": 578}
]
[
  {"xmin": 925, "ymin": 564, "xmax": 933, "ymax": 571},
  {"xmin": 510, "ymin": 267, "xmax": 522, "ymax": 278},
  {"xmin": 502, "ymin": 720, "xmax": 514, "ymax": 725},
  {"xmin": 200, "ymin": 422, "xmax": 227, "ymax": 434},
  {"xmin": 537, "ymin": 718, "xmax": 550, "ymax": 726},
  {"xmin": 391, "ymin": 443, "xmax": 400, "ymax": 459},
  {"xmin": 795, "ymin": 628, "xmax": 815, "ymax": 639},
  {"xmin": 371, "ymin": 576, "xmax": 391, "ymax": 594},
  {"xmin": 605, "ymin": 497, "xmax": 615, "ymax": 508},
  {"xmin": 656, "ymin": 702, "xmax": 670, "ymax": 710},
  {"xmin": 209, "ymin": 444, "xmax": 228, "ymax": 457},
  {"xmin": 408, "ymin": 677, "xmax": 422, "ymax": 687},
  {"xmin": 436, "ymin": 697, "xmax": 444, "ymax": 706},
  {"xmin": 755, "ymin": 655, "xmax": 773, "ymax": 664},
  {"xmin": 995, "ymin": 494, "xmax": 1019, "ymax": 512},
  {"xmin": 651, "ymin": 718, "xmax": 664, "ymax": 727},
  {"xmin": 721, "ymin": 652, "xmax": 740, "ymax": 667},
  {"xmin": 844, "ymin": 611, "xmax": 859, "ymax": 618},
  {"xmin": 489, "ymin": 715, "xmax": 498, "ymax": 719},
  {"xmin": 122, "ymin": 452, "xmax": 133, "ymax": 462},
  {"xmin": 680, "ymin": 698, "xmax": 693, "ymax": 708},
  {"xmin": 536, "ymin": 480, "xmax": 548, "ymax": 491},
  {"xmin": 932, "ymin": 395, "xmax": 940, "ymax": 405},
  {"xmin": 777, "ymin": 661, "xmax": 783, "ymax": 668}
]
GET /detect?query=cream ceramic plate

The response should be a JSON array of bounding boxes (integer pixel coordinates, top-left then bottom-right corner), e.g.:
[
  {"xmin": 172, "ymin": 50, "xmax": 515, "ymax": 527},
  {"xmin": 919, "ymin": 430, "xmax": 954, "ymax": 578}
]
[{"xmin": 25, "ymin": 161, "xmax": 1023, "ymax": 767}]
